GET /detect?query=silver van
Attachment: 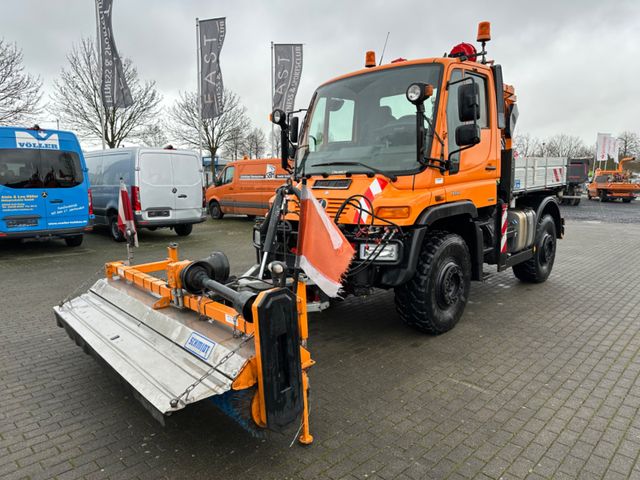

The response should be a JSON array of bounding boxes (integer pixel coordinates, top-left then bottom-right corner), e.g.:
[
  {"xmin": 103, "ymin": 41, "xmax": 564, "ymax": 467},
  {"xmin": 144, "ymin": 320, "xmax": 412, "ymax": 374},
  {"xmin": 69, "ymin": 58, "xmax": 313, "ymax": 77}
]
[{"xmin": 85, "ymin": 147, "xmax": 206, "ymax": 240}]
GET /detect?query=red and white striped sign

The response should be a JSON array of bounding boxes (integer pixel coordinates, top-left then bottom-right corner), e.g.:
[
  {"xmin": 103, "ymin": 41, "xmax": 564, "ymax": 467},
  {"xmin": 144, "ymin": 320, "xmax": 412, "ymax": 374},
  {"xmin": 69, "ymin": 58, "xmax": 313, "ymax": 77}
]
[
  {"xmin": 353, "ymin": 177, "xmax": 388, "ymax": 224},
  {"xmin": 500, "ymin": 203, "xmax": 508, "ymax": 254},
  {"xmin": 118, "ymin": 181, "xmax": 138, "ymax": 247},
  {"xmin": 552, "ymin": 167, "xmax": 563, "ymax": 183}
]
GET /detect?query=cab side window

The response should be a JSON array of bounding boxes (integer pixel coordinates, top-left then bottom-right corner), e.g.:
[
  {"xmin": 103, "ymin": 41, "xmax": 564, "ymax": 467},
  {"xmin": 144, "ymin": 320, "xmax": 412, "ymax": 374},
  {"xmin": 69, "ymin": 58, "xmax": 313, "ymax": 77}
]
[
  {"xmin": 446, "ymin": 70, "xmax": 489, "ymax": 172},
  {"xmin": 221, "ymin": 166, "xmax": 235, "ymax": 185}
]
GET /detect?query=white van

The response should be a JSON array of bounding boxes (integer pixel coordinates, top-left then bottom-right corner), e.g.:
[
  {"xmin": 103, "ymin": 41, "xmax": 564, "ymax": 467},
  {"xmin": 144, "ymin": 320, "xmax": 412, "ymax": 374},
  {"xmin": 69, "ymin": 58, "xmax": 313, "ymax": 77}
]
[{"xmin": 85, "ymin": 147, "xmax": 206, "ymax": 240}]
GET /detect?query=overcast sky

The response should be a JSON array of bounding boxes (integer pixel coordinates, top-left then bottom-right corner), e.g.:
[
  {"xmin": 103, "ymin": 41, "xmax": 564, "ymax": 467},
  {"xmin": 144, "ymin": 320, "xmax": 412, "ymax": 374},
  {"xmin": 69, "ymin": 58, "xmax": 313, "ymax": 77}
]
[{"xmin": 2, "ymin": 0, "xmax": 639, "ymax": 148}]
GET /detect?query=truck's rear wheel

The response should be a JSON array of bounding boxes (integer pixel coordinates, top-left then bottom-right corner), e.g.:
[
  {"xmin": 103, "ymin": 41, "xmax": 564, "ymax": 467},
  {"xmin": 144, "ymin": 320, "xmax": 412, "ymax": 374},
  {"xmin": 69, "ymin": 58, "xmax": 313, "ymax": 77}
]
[
  {"xmin": 64, "ymin": 235, "xmax": 83, "ymax": 247},
  {"xmin": 394, "ymin": 231, "xmax": 471, "ymax": 334},
  {"xmin": 174, "ymin": 224, "xmax": 193, "ymax": 236},
  {"xmin": 109, "ymin": 214, "xmax": 125, "ymax": 242},
  {"xmin": 209, "ymin": 200, "xmax": 223, "ymax": 219},
  {"xmin": 623, "ymin": 198, "xmax": 632, "ymax": 203},
  {"xmin": 572, "ymin": 198, "xmax": 581, "ymax": 206},
  {"xmin": 513, "ymin": 214, "xmax": 556, "ymax": 283}
]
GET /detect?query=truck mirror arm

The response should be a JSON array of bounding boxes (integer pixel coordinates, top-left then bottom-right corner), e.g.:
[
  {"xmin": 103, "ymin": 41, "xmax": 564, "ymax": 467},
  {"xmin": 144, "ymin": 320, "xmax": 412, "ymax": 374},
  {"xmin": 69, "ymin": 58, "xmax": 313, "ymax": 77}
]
[{"xmin": 416, "ymin": 105, "xmax": 448, "ymax": 173}]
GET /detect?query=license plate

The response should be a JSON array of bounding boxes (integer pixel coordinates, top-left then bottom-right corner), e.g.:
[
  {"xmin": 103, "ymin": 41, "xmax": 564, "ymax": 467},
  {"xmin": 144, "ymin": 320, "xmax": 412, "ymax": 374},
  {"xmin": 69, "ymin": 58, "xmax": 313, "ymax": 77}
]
[
  {"xmin": 148, "ymin": 210, "xmax": 169, "ymax": 218},
  {"xmin": 6, "ymin": 218, "xmax": 38, "ymax": 228}
]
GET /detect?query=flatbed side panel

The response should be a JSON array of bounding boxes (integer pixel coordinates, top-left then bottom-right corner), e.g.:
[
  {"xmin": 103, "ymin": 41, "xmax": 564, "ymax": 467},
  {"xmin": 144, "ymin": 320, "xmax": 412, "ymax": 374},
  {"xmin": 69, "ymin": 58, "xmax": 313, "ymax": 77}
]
[
  {"xmin": 54, "ymin": 290, "xmax": 236, "ymax": 415},
  {"xmin": 513, "ymin": 156, "xmax": 566, "ymax": 193}
]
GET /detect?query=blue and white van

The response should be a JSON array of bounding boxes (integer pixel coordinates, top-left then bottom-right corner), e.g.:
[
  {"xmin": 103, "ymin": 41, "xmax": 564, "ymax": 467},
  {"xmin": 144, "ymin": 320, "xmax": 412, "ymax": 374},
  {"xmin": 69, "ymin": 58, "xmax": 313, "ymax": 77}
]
[{"xmin": 0, "ymin": 126, "xmax": 93, "ymax": 247}]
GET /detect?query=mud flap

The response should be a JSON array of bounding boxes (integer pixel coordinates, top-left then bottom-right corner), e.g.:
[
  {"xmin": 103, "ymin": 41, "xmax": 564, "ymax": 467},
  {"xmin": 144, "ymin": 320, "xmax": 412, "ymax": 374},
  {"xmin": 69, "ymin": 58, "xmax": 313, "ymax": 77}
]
[{"xmin": 255, "ymin": 288, "xmax": 303, "ymax": 432}]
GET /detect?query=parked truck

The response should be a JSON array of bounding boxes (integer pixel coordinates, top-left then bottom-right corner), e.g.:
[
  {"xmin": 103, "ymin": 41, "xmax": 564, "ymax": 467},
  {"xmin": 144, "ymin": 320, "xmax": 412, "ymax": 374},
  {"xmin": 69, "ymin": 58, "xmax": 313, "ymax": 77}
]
[
  {"xmin": 512, "ymin": 155, "xmax": 588, "ymax": 206},
  {"xmin": 588, "ymin": 157, "xmax": 639, "ymax": 202},
  {"xmin": 258, "ymin": 22, "xmax": 564, "ymax": 334}
]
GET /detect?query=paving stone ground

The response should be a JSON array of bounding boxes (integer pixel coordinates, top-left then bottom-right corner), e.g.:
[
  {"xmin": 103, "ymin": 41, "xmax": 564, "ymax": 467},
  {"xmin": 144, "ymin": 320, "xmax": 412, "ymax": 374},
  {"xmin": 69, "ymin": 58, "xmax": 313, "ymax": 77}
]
[{"xmin": 1, "ymin": 199, "xmax": 639, "ymax": 480}]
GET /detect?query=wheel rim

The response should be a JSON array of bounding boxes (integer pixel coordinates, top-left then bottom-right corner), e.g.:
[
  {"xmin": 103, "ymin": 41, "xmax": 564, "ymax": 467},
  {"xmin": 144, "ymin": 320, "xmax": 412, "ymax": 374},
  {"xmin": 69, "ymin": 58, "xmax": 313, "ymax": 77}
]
[
  {"xmin": 111, "ymin": 219, "xmax": 119, "ymax": 238},
  {"xmin": 436, "ymin": 261, "xmax": 463, "ymax": 309},
  {"xmin": 210, "ymin": 203, "xmax": 220, "ymax": 217},
  {"xmin": 539, "ymin": 234, "xmax": 555, "ymax": 266}
]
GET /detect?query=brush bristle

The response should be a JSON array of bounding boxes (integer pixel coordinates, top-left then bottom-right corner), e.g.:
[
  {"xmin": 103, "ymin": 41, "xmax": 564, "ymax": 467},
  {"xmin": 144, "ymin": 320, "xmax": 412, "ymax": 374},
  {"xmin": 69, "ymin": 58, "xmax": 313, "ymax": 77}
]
[{"xmin": 210, "ymin": 387, "xmax": 266, "ymax": 438}]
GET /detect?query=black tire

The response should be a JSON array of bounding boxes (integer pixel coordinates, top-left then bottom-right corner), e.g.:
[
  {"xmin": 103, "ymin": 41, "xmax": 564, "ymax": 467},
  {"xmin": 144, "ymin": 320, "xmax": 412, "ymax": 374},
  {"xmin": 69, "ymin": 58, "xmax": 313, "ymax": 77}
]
[
  {"xmin": 394, "ymin": 231, "xmax": 471, "ymax": 334},
  {"xmin": 622, "ymin": 198, "xmax": 632, "ymax": 203},
  {"xmin": 247, "ymin": 215, "xmax": 256, "ymax": 221},
  {"xmin": 109, "ymin": 214, "xmax": 125, "ymax": 242},
  {"xmin": 599, "ymin": 191, "xmax": 608, "ymax": 202},
  {"xmin": 64, "ymin": 235, "xmax": 83, "ymax": 247},
  {"xmin": 513, "ymin": 214, "xmax": 556, "ymax": 283},
  {"xmin": 572, "ymin": 198, "xmax": 581, "ymax": 206},
  {"xmin": 174, "ymin": 224, "xmax": 193, "ymax": 236},
  {"xmin": 209, "ymin": 200, "xmax": 223, "ymax": 219}
]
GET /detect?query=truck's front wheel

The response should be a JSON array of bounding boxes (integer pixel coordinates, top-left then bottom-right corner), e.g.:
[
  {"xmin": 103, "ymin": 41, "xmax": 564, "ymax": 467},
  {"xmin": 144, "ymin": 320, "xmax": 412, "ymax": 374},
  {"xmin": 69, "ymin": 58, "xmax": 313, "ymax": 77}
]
[
  {"xmin": 512, "ymin": 214, "xmax": 556, "ymax": 283},
  {"xmin": 394, "ymin": 231, "xmax": 471, "ymax": 334}
]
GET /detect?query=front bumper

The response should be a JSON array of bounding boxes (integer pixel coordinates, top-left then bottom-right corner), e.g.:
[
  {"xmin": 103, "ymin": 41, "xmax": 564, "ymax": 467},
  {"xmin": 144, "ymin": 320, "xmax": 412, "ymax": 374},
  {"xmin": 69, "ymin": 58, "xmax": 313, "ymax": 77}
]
[
  {"xmin": 0, "ymin": 225, "xmax": 91, "ymax": 240},
  {"xmin": 254, "ymin": 220, "xmax": 426, "ymax": 290},
  {"xmin": 135, "ymin": 213, "xmax": 207, "ymax": 228}
]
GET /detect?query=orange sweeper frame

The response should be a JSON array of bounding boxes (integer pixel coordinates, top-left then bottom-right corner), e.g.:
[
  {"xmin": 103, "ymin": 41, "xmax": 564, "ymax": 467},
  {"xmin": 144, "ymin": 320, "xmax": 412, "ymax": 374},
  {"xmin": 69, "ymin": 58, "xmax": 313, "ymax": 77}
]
[{"xmin": 56, "ymin": 242, "xmax": 314, "ymax": 445}]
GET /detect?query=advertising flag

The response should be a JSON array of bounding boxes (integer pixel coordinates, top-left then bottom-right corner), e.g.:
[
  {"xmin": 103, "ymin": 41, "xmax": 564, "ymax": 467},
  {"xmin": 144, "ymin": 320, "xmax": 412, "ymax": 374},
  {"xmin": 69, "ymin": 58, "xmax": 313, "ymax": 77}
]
[
  {"xmin": 596, "ymin": 133, "xmax": 610, "ymax": 162},
  {"xmin": 96, "ymin": 0, "xmax": 133, "ymax": 108},
  {"xmin": 199, "ymin": 18, "xmax": 226, "ymax": 119},
  {"xmin": 272, "ymin": 44, "xmax": 303, "ymax": 112},
  {"xmin": 296, "ymin": 184, "xmax": 354, "ymax": 297}
]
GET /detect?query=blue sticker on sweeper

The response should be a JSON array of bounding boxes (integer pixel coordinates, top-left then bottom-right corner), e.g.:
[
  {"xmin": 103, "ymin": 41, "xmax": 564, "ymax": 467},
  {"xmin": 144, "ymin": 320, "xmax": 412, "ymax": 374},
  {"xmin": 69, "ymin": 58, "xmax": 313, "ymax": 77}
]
[{"xmin": 184, "ymin": 332, "xmax": 216, "ymax": 360}]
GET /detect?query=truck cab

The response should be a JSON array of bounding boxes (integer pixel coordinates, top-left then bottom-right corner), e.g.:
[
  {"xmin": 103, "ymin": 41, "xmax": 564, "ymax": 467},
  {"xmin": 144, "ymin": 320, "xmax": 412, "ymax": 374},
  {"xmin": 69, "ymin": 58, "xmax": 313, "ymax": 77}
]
[{"xmin": 259, "ymin": 23, "xmax": 563, "ymax": 334}]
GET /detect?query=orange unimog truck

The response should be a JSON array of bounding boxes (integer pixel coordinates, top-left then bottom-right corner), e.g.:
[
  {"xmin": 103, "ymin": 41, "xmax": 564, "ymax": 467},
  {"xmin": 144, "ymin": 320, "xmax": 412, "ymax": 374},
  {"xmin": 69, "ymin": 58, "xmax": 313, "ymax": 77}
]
[
  {"xmin": 587, "ymin": 157, "xmax": 639, "ymax": 203},
  {"xmin": 256, "ymin": 22, "xmax": 564, "ymax": 334}
]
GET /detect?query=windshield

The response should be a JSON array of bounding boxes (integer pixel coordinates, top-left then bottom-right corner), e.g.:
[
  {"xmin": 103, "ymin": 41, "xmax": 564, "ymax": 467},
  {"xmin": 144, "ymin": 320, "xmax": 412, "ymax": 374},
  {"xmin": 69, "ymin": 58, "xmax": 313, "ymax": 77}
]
[
  {"xmin": 297, "ymin": 64, "xmax": 442, "ymax": 176},
  {"xmin": 0, "ymin": 148, "xmax": 84, "ymax": 189}
]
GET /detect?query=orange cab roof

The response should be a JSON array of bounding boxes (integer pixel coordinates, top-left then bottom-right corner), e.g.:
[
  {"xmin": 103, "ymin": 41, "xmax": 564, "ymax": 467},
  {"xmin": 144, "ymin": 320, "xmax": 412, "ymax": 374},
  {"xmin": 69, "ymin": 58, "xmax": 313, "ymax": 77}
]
[{"xmin": 319, "ymin": 56, "xmax": 488, "ymax": 88}]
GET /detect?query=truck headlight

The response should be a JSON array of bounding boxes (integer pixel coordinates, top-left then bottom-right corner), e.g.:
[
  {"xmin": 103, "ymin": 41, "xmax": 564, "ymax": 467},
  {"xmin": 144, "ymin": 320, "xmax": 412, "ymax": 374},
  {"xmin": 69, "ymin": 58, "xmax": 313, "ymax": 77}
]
[{"xmin": 359, "ymin": 243, "xmax": 399, "ymax": 262}]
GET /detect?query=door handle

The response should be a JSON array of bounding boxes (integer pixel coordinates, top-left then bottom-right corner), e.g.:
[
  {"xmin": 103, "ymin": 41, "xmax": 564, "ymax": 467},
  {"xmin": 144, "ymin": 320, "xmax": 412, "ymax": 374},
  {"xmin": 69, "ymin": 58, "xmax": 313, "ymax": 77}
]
[
  {"xmin": 485, "ymin": 165, "xmax": 497, "ymax": 171},
  {"xmin": 178, "ymin": 194, "xmax": 187, "ymax": 198},
  {"xmin": 50, "ymin": 199, "xmax": 63, "ymax": 204}
]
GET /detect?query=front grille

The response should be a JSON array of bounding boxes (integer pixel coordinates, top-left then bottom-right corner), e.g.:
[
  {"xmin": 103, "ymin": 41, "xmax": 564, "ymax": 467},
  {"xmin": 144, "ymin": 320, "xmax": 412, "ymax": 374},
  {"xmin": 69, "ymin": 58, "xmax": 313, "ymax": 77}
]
[
  {"xmin": 312, "ymin": 179, "xmax": 352, "ymax": 189},
  {"xmin": 291, "ymin": 198, "xmax": 353, "ymax": 223}
]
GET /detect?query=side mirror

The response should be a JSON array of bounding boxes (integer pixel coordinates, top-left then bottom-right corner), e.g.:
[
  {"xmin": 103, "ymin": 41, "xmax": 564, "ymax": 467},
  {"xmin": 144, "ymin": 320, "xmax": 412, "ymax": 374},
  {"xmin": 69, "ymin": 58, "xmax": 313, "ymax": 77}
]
[
  {"xmin": 458, "ymin": 82, "xmax": 480, "ymax": 122},
  {"xmin": 455, "ymin": 124, "xmax": 481, "ymax": 147},
  {"xmin": 290, "ymin": 116, "xmax": 299, "ymax": 144}
]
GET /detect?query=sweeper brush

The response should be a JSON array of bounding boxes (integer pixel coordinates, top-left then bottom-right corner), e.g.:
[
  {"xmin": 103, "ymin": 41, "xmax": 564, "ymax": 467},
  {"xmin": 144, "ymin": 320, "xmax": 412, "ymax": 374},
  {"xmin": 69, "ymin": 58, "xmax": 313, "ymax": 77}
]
[{"xmin": 54, "ymin": 243, "xmax": 314, "ymax": 444}]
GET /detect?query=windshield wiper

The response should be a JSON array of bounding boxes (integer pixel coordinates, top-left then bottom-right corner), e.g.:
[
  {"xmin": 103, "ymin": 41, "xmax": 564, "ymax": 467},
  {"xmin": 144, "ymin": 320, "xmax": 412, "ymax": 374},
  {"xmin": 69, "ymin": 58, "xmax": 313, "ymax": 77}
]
[{"xmin": 310, "ymin": 161, "xmax": 397, "ymax": 182}]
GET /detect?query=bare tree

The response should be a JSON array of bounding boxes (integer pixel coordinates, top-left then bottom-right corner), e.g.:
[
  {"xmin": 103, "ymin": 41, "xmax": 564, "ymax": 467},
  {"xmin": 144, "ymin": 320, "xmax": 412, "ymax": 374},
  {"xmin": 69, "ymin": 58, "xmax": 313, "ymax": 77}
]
[
  {"xmin": 168, "ymin": 89, "xmax": 249, "ymax": 174},
  {"xmin": 513, "ymin": 133, "xmax": 542, "ymax": 157},
  {"xmin": 244, "ymin": 127, "xmax": 267, "ymax": 159},
  {"xmin": 270, "ymin": 129, "xmax": 281, "ymax": 157},
  {"xmin": 222, "ymin": 125, "xmax": 246, "ymax": 161},
  {"xmin": 139, "ymin": 121, "xmax": 169, "ymax": 148},
  {"xmin": 617, "ymin": 131, "xmax": 639, "ymax": 159},
  {"xmin": 544, "ymin": 134, "xmax": 586, "ymax": 158},
  {"xmin": 49, "ymin": 38, "xmax": 161, "ymax": 148},
  {"xmin": 0, "ymin": 39, "xmax": 42, "ymax": 125}
]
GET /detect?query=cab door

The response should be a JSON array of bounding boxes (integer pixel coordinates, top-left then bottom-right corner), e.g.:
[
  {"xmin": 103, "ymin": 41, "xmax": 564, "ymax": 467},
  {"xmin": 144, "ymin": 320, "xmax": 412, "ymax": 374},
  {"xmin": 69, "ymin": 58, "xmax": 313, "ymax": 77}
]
[
  {"xmin": 217, "ymin": 166, "xmax": 236, "ymax": 213},
  {"xmin": 444, "ymin": 67, "xmax": 498, "ymax": 207}
]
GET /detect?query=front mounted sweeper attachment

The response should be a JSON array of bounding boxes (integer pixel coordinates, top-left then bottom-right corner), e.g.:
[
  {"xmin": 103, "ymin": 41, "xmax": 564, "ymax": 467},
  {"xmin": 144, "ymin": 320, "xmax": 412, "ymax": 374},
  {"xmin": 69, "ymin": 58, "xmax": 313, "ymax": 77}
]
[{"xmin": 53, "ymin": 242, "xmax": 314, "ymax": 444}]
